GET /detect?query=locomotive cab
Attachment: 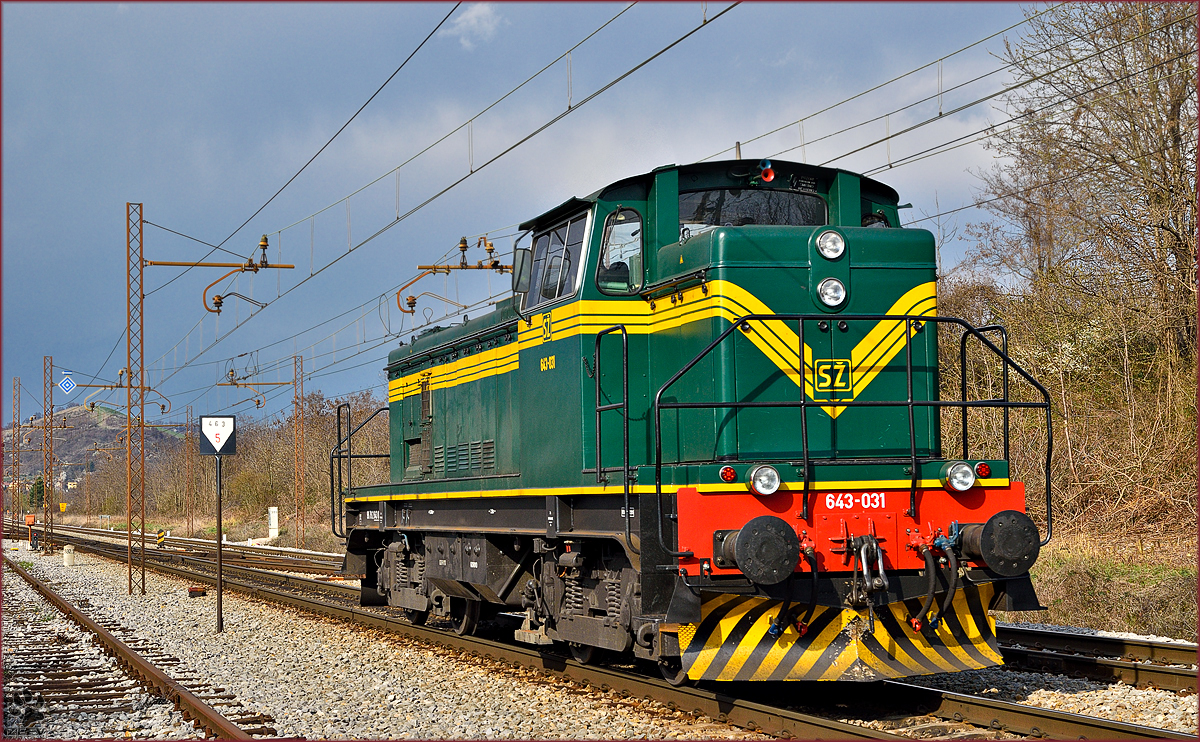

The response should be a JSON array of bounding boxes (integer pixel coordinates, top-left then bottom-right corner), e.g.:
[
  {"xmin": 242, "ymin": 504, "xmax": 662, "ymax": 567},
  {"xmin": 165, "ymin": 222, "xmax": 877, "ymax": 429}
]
[{"xmin": 335, "ymin": 158, "xmax": 1052, "ymax": 683}]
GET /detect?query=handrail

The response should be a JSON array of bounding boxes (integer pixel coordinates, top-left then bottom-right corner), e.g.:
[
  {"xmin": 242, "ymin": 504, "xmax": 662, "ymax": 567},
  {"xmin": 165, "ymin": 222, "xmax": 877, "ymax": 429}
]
[
  {"xmin": 329, "ymin": 405, "xmax": 390, "ymax": 539},
  {"xmin": 651, "ymin": 313, "xmax": 1054, "ymax": 558},
  {"xmin": 961, "ymin": 325, "xmax": 1010, "ymax": 462},
  {"xmin": 594, "ymin": 325, "xmax": 638, "ymax": 555}
]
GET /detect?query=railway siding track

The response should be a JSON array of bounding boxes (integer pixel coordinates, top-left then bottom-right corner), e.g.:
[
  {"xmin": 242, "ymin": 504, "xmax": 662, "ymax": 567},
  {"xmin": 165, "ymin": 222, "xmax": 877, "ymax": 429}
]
[{"xmin": 2, "ymin": 556, "xmax": 273, "ymax": 739}]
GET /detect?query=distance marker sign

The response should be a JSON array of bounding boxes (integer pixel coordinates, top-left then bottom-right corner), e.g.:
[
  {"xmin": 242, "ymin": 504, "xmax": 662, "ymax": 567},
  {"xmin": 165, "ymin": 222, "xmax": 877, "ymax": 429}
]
[{"xmin": 198, "ymin": 416, "xmax": 236, "ymax": 455}]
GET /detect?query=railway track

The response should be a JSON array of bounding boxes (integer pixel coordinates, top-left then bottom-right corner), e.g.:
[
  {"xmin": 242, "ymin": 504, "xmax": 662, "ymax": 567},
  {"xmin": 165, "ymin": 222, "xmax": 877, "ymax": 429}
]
[
  {"xmin": 32, "ymin": 522, "xmax": 343, "ymax": 574},
  {"xmin": 995, "ymin": 626, "xmax": 1196, "ymax": 694},
  {"xmin": 2, "ymin": 556, "xmax": 275, "ymax": 738},
  {"xmin": 31, "ymin": 523, "xmax": 1195, "ymax": 695},
  {"xmin": 16, "ymin": 526, "xmax": 1194, "ymax": 740}
]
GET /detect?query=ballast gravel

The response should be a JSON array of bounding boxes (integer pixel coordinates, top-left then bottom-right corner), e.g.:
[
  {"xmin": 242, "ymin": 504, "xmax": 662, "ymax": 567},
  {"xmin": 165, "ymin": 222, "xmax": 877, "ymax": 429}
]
[
  {"xmin": 2, "ymin": 542, "xmax": 766, "ymax": 740},
  {"xmin": 2, "ymin": 562, "xmax": 204, "ymax": 740},
  {"xmin": 5, "ymin": 540, "xmax": 1196, "ymax": 738},
  {"xmin": 906, "ymin": 667, "xmax": 1196, "ymax": 734}
]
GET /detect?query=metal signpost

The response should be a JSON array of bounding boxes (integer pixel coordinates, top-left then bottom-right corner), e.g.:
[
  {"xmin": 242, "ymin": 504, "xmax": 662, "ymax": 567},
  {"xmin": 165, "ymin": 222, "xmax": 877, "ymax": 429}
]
[{"xmin": 198, "ymin": 415, "xmax": 236, "ymax": 632}]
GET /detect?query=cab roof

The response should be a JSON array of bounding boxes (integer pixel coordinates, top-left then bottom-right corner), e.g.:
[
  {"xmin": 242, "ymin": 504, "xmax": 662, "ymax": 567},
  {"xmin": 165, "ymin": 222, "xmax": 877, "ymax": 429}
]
[{"xmin": 517, "ymin": 159, "xmax": 900, "ymax": 233}]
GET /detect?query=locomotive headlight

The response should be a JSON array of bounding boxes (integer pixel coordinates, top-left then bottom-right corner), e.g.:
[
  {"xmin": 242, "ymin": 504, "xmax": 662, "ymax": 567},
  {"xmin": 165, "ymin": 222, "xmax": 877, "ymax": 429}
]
[
  {"xmin": 747, "ymin": 465, "xmax": 781, "ymax": 496},
  {"xmin": 817, "ymin": 278, "xmax": 847, "ymax": 307},
  {"xmin": 816, "ymin": 231, "xmax": 845, "ymax": 259},
  {"xmin": 941, "ymin": 461, "xmax": 977, "ymax": 492}
]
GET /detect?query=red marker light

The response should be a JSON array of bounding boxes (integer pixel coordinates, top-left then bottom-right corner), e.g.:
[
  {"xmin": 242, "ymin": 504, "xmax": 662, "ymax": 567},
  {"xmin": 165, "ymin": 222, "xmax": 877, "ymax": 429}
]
[
  {"xmin": 974, "ymin": 462, "xmax": 992, "ymax": 478},
  {"xmin": 719, "ymin": 465, "xmax": 737, "ymax": 483}
]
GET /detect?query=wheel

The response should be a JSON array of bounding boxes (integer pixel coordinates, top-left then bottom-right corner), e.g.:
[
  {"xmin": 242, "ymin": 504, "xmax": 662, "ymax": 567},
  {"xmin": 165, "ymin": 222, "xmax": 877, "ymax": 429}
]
[
  {"xmin": 568, "ymin": 642, "xmax": 597, "ymax": 665},
  {"xmin": 659, "ymin": 657, "xmax": 690, "ymax": 687},
  {"xmin": 404, "ymin": 608, "xmax": 429, "ymax": 626},
  {"xmin": 450, "ymin": 598, "xmax": 480, "ymax": 636}
]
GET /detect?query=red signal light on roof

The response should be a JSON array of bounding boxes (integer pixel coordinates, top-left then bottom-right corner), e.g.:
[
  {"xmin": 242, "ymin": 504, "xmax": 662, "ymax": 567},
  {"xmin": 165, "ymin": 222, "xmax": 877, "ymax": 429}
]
[
  {"xmin": 719, "ymin": 465, "xmax": 737, "ymax": 483},
  {"xmin": 756, "ymin": 159, "xmax": 775, "ymax": 183}
]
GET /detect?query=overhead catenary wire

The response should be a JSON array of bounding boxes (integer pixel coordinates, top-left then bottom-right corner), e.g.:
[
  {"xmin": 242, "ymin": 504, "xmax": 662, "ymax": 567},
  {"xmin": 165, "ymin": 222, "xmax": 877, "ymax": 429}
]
[
  {"xmin": 694, "ymin": 3, "xmax": 1064, "ymax": 163},
  {"xmin": 267, "ymin": 4, "xmax": 637, "ymax": 238},
  {"xmin": 863, "ymin": 52, "xmax": 1196, "ymax": 177},
  {"xmin": 902, "ymin": 140, "xmax": 1188, "ymax": 228},
  {"xmin": 785, "ymin": 10, "xmax": 1196, "ymax": 168},
  {"xmin": 140, "ymin": 3, "xmax": 741, "ymax": 415},
  {"xmin": 137, "ymin": 4, "xmax": 644, "ymax": 392},
  {"xmin": 144, "ymin": 3, "xmax": 462, "ymax": 299}
]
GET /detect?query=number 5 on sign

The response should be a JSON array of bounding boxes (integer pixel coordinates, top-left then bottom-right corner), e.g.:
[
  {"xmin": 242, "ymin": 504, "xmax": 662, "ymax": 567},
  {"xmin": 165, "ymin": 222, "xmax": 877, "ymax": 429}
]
[{"xmin": 198, "ymin": 416, "xmax": 237, "ymax": 456}]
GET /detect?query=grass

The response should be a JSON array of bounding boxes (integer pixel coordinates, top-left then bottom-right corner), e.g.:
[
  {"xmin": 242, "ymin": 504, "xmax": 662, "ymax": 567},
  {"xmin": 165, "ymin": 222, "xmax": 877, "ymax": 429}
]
[{"xmin": 996, "ymin": 532, "xmax": 1198, "ymax": 641}]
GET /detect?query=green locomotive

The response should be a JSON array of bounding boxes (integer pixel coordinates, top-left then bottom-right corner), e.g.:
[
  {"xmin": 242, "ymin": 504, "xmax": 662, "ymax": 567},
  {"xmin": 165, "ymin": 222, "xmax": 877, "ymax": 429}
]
[{"xmin": 333, "ymin": 158, "xmax": 1052, "ymax": 682}]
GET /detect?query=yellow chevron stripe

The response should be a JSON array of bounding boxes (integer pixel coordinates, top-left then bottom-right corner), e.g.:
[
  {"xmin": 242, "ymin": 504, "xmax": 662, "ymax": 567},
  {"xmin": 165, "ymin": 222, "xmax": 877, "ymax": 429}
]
[
  {"xmin": 746, "ymin": 605, "xmax": 834, "ymax": 680},
  {"xmin": 681, "ymin": 583, "xmax": 1002, "ymax": 681},
  {"xmin": 820, "ymin": 641, "xmax": 863, "ymax": 680},
  {"xmin": 789, "ymin": 611, "xmax": 854, "ymax": 679},
  {"xmin": 686, "ymin": 595, "xmax": 752, "ymax": 678},
  {"xmin": 722, "ymin": 608, "xmax": 777, "ymax": 677},
  {"xmin": 388, "ymin": 281, "xmax": 936, "ymax": 418}
]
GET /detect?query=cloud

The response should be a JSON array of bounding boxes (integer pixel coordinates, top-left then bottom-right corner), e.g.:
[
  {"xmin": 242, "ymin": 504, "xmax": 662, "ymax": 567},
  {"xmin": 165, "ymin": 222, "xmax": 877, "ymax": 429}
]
[{"xmin": 441, "ymin": 3, "xmax": 503, "ymax": 51}]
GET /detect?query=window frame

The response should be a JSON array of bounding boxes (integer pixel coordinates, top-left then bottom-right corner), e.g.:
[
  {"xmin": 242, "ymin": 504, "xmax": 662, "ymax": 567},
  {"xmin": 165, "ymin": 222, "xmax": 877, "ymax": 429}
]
[
  {"xmin": 595, "ymin": 206, "xmax": 645, "ymax": 296},
  {"xmin": 677, "ymin": 187, "xmax": 829, "ymax": 235},
  {"xmin": 522, "ymin": 209, "xmax": 592, "ymax": 312}
]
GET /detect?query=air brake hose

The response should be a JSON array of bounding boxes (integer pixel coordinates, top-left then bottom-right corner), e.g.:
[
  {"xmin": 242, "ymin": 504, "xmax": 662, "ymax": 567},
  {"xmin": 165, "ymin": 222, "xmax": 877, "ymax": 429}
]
[
  {"xmin": 796, "ymin": 548, "xmax": 819, "ymax": 636},
  {"xmin": 767, "ymin": 574, "xmax": 794, "ymax": 639},
  {"xmin": 909, "ymin": 546, "xmax": 938, "ymax": 631},
  {"xmin": 932, "ymin": 549, "xmax": 959, "ymax": 629}
]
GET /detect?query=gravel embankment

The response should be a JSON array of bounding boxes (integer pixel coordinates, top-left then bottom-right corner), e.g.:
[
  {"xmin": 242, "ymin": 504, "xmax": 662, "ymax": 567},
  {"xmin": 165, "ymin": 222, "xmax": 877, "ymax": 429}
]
[
  {"xmin": 2, "ymin": 542, "xmax": 767, "ymax": 740},
  {"xmin": 907, "ymin": 667, "xmax": 1196, "ymax": 734},
  {"xmin": 6, "ymin": 541, "xmax": 1195, "ymax": 738}
]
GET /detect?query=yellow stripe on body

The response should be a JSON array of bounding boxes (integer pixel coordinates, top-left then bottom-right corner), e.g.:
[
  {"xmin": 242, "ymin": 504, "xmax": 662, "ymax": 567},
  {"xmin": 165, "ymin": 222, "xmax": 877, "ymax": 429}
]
[
  {"xmin": 388, "ymin": 344, "xmax": 519, "ymax": 402},
  {"xmin": 387, "ymin": 280, "xmax": 937, "ymax": 419},
  {"xmin": 345, "ymin": 477, "xmax": 1011, "ymax": 503}
]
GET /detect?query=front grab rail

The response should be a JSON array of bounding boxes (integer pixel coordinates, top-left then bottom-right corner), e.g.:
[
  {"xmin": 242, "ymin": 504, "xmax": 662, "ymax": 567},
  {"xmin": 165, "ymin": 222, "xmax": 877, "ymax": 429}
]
[{"xmin": 650, "ymin": 313, "xmax": 1054, "ymax": 560}]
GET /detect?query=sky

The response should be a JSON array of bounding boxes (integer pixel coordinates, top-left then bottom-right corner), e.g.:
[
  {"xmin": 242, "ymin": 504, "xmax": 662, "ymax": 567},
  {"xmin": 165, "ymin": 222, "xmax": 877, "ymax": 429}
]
[{"xmin": 3, "ymin": 1, "xmax": 1037, "ymax": 426}]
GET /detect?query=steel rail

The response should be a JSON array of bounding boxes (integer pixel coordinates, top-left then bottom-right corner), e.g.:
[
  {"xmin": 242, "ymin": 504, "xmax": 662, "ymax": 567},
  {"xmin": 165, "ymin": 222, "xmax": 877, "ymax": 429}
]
[
  {"xmin": 29, "ymin": 521, "xmax": 343, "ymax": 573},
  {"xmin": 998, "ymin": 645, "xmax": 1196, "ymax": 694},
  {"xmin": 880, "ymin": 680, "xmax": 1196, "ymax": 740},
  {"xmin": 49, "ymin": 536, "xmax": 901, "ymax": 740},
  {"xmin": 3, "ymin": 555, "xmax": 252, "ymax": 739},
  {"xmin": 998, "ymin": 625, "xmax": 1199, "ymax": 668},
  {"xmin": 16, "ymin": 527, "xmax": 1196, "ymax": 739}
]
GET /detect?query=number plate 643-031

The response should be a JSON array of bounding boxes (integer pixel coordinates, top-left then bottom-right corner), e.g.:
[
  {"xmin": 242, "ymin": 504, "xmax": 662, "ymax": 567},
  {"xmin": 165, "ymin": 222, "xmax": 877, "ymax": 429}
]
[{"xmin": 823, "ymin": 492, "xmax": 888, "ymax": 510}]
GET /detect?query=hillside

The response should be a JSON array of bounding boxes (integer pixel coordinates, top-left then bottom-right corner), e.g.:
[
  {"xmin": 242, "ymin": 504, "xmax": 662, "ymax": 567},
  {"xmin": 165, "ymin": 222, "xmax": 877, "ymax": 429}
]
[{"xmin": 3, "ymin": 404, "xmax": 183, "ymax": 487}]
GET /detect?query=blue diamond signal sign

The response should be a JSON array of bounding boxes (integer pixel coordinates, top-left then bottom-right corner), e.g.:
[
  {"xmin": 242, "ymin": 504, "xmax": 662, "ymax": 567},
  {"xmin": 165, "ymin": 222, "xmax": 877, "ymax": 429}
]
[{"xmin": 58, "ymin": 375, "xmax": 76, "ymax": 394}]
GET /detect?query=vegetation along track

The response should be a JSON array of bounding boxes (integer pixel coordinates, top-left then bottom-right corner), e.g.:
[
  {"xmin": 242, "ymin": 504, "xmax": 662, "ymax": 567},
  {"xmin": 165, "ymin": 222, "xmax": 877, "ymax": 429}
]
[
  {"xmin": 17, "ymin": 524, "xmax": 1195, "ymax": 740},
  {"xmin": 2, "ymin": 555, "xmax": 274, "ymax": 738}
]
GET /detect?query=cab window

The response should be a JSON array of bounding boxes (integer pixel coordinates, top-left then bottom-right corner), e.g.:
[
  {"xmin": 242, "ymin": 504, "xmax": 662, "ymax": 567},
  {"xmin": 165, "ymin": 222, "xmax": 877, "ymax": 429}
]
[
  {"xmin": 679, "ymin": 188, "xmax": 826, "ymax": 240},
  {"xmin": 524, "ymin": 213, "xmax": 588, "ymax": 310},
  {"xmin": 596, "ymin": 207, "xmax": 643, "ymax": 295}
]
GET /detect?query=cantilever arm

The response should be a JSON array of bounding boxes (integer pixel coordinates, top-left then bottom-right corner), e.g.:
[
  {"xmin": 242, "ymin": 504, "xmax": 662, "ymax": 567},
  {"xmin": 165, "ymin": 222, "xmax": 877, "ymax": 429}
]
[
  {"xmin": 203, "ymin": 268, "xmax": 243, "ymax": 313},
  {"xmin": 396, "ymin": 268, "xmax": 450, "ymax": 313}
]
